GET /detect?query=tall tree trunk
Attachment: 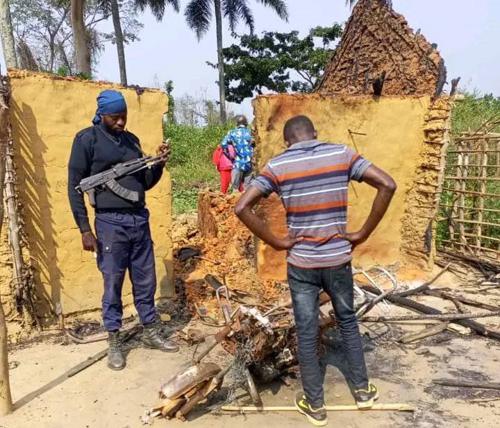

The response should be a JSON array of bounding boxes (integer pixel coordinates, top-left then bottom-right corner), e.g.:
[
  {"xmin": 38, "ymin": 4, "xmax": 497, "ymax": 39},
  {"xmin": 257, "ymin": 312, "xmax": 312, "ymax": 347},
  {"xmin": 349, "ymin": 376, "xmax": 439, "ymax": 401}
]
[
  {"xmin": 110, "ymin": 0, "xmax": 127, "ymax": 86},
  {"xmin": 71, "ymin": 0, "xmax": 91, "ymax": 76},
  {"xmin": 0, "ymin": 0, "xmax": 17, "ymax": 68},
  {"xmin": 214, "ymin": 0, "xmax": 227, "ymax": 124},
  {"xmin": 0, "ymin": 77, "xmax": 13, "ymax": 416},
  {"xmin": 58, "ymin": 41, "xmax": 73, "ymax": 75},
  {"xmin": 49, "ymin": 34, "xmax": 56, "ymax": 73},
  {"xmin": 17, "ymin": 39, "xmax": 39, "ymax": 71}
]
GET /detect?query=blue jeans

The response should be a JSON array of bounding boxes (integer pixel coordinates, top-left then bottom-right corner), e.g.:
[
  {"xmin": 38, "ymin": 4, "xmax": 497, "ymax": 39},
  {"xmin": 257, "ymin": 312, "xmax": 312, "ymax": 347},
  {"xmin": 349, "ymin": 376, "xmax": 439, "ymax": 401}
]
[
  {"xmin": 95, "ymin": 209, "xmax": 157, "ymax": 331},
  {"xmin": 288, "ymin": 262, "xmax": 369, "ymax": 407}
]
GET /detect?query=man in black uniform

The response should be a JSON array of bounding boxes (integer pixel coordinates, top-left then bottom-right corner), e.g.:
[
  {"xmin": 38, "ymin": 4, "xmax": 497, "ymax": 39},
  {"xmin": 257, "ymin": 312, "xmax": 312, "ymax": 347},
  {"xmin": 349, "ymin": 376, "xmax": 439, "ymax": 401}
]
[{"xmin": 68, "ymin": 90, "xmax": 178, "ymax": 371}]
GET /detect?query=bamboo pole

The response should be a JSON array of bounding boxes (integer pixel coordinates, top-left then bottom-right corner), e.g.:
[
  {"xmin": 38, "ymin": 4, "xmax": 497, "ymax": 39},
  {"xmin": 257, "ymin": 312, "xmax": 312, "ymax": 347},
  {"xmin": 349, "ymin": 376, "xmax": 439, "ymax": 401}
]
[
  {"xmin": 441, "ymin": 188, "xmax": 498, "ymax": 198},
  {"xmin": 449, "ymin": 147, "xmax": 462, "ymax": 248},
  {"xmin": 447, "ymin": 164, "xmax": 499, "ymax": 168},
  {"xmin": 440, "ymin": 204, "xmax": 500, "ymax": 214},
  {"xmin": 476, "ymin": 139, "xmax": 488, "ymax": 250},
  {"xmin": 443, "ymin": 219, "xmax": 499, "ymax": 228},
  {"xmin": 0, "ymin": 75, "xmax": 13, "ymax": 415},
  {"xmin": 447, "ymin": 149, "xmax": 499, "ymax": 154},
  {"xmin": 221, "ymin": 403, "xmax": 416, "ymax": 413},
  {"xmin": 458, "ymin": 145, "xmax": 468, "ymax": 248},
  {"xmin": 444, "ymin": 176, "xmax": 500, "ymax": 181},
  {"xmin": 440, "ymin": 241, "xmax": 499, "ymax": 255}
]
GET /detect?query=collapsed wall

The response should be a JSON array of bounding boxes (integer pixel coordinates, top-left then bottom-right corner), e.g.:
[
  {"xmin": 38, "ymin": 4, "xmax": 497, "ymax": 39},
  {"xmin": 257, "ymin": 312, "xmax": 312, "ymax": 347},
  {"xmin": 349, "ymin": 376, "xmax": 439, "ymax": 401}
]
[
  {"xmin": 252, "ymin": 94, "xmax": 452, "ymax": 281},
  {"xmin": 0, "ymin": 71, "xmax": 173, "ymax": 323},
  {"xmin": 317, "ymin": 0, "xmax": 446, "ymax": 97}
]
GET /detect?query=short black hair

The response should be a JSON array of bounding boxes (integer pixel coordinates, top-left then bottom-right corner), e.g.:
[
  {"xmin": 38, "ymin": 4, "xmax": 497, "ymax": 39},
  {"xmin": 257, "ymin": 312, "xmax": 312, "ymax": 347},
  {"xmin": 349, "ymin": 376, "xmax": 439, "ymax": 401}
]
[
  {"xmin": 283, "ymin": 115, "xmax": 315, "ymax": 143},
  {"xmin": 236, "ymin": 115, "xmax": 248, "ymax": 126}
]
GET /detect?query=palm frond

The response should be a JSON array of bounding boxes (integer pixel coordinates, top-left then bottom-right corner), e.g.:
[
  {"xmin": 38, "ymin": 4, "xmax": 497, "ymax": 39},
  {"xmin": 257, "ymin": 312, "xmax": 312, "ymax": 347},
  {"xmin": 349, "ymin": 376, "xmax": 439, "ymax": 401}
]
[
  {"xmin": 223, "ymin": 0, "xmax": 254, "ymax": 34},
  {"xmin": 135, "ymin": 0, "xmax": 180, "ymax": 21},
  {"xmin": 255, "ymin": 0, "xmax": 288, "ymax": 21},
  {"xmin": 185, "ymin": 0, "xmax": 213, "ymax": 39},
  {"xmin": 238, "ymin": 1, "xmax": 254, "ymax": 33}
]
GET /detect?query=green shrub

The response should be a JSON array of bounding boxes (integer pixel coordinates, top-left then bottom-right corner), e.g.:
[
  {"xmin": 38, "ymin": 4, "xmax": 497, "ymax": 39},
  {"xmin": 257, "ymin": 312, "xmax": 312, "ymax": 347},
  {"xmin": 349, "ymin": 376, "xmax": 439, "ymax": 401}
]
[{"xmin": 165, "ymin": 123, "xmax": 233, "ymax": 214}]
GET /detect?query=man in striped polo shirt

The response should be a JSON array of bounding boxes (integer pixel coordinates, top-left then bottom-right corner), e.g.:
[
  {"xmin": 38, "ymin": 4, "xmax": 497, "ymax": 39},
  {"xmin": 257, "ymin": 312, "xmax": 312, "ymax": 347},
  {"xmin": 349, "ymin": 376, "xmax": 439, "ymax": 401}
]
[{"xmin": 235, "ymin": 115, "xmax": 396, "ymax": 426}]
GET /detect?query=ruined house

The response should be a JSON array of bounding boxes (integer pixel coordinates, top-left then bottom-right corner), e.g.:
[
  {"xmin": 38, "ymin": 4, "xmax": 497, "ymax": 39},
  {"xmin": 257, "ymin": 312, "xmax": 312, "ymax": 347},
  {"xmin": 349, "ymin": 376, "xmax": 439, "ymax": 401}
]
[{"xmin": 250, "ymin": 0, "xmax": 453, "ymax": 280}]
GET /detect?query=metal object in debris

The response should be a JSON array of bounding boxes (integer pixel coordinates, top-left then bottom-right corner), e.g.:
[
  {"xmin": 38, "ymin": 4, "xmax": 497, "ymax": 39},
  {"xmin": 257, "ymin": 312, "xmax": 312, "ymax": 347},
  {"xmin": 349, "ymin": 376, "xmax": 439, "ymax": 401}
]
[
  {"xmin": 354, "ymin": 267, "xmax": 398, "ymax": 317},
  {"xmin": 216, "ymin": 285, "xmax": 232, "ymax": 324},
  {"xmin": 160, "ymin": 362, "xmax": 221, "ymax": 400},
  {"xmin": 245, "ymin": 368, "xmax": 263, "ymax": 406},
  {"xmin": 239, "ymin": 305, "xmax": 274, "ymax": 334},
  {"xmin": 176, "ymin": 247, "xmax": 201, "ymax": 262}
]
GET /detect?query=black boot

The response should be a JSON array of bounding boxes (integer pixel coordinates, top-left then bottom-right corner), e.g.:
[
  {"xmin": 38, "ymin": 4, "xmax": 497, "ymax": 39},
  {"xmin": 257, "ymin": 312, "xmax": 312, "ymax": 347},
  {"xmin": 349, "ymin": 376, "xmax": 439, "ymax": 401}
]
[
  {"xmin": 142, "ymin": 322, "xmax": 179, "ymax": 352},
  {"xmin": 108, "ymin": 331, "xmax": 126, "ymax": 370}
]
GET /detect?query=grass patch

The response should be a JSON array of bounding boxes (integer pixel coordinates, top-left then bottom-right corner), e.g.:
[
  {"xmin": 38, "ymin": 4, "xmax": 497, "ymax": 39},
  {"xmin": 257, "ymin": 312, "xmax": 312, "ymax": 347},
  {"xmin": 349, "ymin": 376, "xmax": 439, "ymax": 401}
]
[{"xmin": 165, "ymin": 123, "xmax": 233, "ymax": 214}]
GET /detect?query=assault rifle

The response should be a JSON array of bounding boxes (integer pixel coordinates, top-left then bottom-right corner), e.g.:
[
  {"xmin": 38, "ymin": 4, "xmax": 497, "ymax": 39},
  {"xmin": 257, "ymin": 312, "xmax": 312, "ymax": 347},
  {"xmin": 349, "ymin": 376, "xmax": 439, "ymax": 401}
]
[{"xmin": 76, "ymin": 154, "xmax": 166, "ymax": 206}]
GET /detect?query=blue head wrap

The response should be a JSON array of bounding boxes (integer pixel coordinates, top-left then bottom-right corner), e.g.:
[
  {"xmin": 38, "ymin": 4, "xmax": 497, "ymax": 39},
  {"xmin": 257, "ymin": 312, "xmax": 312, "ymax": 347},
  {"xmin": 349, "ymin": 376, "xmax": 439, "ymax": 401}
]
[{"xmin": 92, "ymin": 90, "xmax": 127, "ymax": 125}]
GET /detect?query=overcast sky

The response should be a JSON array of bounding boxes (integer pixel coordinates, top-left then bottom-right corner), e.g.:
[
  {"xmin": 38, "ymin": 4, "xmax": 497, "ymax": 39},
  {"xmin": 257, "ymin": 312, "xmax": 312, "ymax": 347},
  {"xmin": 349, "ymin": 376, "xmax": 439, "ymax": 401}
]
[{"xmin": 5, "ymin": 0, "xmax": 500, "ymax": 117}]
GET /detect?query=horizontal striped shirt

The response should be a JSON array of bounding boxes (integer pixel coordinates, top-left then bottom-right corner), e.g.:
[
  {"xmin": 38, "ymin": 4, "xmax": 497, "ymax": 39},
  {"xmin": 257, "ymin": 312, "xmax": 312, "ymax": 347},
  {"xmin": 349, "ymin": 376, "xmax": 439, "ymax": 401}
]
[{"xmin": 251, "ymin": 140, "xmax": 371, "ymax": 268}]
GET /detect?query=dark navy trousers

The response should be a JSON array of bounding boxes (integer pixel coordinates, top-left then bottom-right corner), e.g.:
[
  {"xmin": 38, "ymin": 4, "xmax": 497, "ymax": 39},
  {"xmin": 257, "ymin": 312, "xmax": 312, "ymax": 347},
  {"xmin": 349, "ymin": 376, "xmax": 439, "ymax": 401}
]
[
  {"xmin": 95, "ymin": 209, "xmax": 157, "ymax": 331},
  {"xmin": 288, "ymin": 262, "xmax": 369, "ymax": 408}
]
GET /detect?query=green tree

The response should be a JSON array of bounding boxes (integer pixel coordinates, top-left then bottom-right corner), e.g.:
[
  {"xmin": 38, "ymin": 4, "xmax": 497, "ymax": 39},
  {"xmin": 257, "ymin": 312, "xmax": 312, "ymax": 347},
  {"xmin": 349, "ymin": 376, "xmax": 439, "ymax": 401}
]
[
  {"xmin": 184, "ymin": 0, "xmax": 288, "ymax": 123},
  {"xmin": 11, "ymin": 0, "xmax": 142, "ymax": 75},
  {"xmin": 217, "ymin": 24, "xmax": 342, "ymax": 103},
  {"xmin": 108, "ymin": 0, "xmax": 179, "ymax": 86}
]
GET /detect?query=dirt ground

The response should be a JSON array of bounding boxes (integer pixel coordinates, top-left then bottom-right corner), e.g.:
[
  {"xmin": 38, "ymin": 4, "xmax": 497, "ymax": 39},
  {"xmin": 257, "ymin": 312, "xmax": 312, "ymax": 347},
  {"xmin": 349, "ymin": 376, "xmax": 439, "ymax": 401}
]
[
  {"xmin": 2, "ymin": 211, "xmax": 499, "ymax": 428},
  {"xmin": 2, "ymin": 275, "xmax": 500, "ymax": 428},
  {"xmin": 2, "ymin": 317, "xmax": 500, "ymax": 428}
]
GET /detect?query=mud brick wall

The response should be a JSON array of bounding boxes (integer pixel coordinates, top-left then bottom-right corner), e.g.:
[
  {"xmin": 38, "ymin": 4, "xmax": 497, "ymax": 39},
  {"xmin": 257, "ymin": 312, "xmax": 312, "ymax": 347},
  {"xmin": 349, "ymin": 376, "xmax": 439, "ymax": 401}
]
[
  {"xmin": 252, "ymin": 93, "xmax": 451, "ymax": 281},
  {"xmin": 400, "ymin": 97, "xmax": 452, "ymax": 266},
  {"xmin": 0, "ymin": 71, "xmax": 173, "ymax": 320}
]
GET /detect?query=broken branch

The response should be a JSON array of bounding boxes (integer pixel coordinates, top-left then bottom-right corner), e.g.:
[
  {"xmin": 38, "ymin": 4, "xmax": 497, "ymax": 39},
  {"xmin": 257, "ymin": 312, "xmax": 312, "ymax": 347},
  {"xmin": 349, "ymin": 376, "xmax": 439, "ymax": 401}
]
[
  {"xmin": 398, "ymin": 322, "xmax": 449, "ymax": 343},
  {"xmin": 433, "ymin": 379, "xmax": 500, "ymax": 391},
  {"xmin": 361, "ymin": 285, "xmax": 500, "ymax": 341},
  {"xmin": 362, "ymin": 310, "xmax": 500, "ymax": 322},
  {"xmin": 397, "ymin": 263, "xmax": 450, "ymax": 297}
]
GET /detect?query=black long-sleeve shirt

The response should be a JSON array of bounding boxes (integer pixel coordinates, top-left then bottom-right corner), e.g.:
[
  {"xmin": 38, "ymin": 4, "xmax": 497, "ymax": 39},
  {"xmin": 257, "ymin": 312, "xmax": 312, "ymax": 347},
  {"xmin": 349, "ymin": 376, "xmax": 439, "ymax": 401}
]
[{"xmin": 68, "ymin": 123, "xmax": 163, "ymax": 233}]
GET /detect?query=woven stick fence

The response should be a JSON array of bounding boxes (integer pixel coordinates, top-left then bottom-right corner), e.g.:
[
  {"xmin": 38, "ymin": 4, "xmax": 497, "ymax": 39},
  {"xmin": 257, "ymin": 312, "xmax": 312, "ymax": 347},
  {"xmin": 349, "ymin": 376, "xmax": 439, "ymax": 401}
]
[{"xmin": 437, "ymin": 128, "xmax": 500, "ymax": 263}]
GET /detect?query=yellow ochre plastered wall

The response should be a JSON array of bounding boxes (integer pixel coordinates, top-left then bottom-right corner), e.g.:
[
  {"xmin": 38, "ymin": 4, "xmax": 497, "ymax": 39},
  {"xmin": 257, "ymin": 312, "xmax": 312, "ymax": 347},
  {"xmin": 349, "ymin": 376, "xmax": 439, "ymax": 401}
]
[
  {"xmin": 5, "ymin": 71, "xmax": 173, "ymax": 316},
  {"xmin": 253, "ymin": 94, "xmax": 438, "ymax": 280}
]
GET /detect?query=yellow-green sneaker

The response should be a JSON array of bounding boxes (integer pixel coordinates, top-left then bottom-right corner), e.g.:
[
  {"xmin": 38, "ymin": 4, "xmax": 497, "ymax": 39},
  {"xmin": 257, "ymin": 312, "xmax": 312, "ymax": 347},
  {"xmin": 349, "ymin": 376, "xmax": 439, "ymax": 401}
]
[
  {"xmin": 294, "ymin": 393, "xmax": 328, "ymax": 426},
  {"xmin": 353, "ymin": 382, "xmax": 379, "ymax": 409}
]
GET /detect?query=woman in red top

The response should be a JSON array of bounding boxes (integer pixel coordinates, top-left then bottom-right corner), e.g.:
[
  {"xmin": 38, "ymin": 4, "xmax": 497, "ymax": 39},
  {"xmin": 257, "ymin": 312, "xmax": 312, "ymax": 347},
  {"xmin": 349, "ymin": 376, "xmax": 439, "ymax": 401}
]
[{"xmin": 212, "ymin": 144, "xmax": 235, "ymax": 193}]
